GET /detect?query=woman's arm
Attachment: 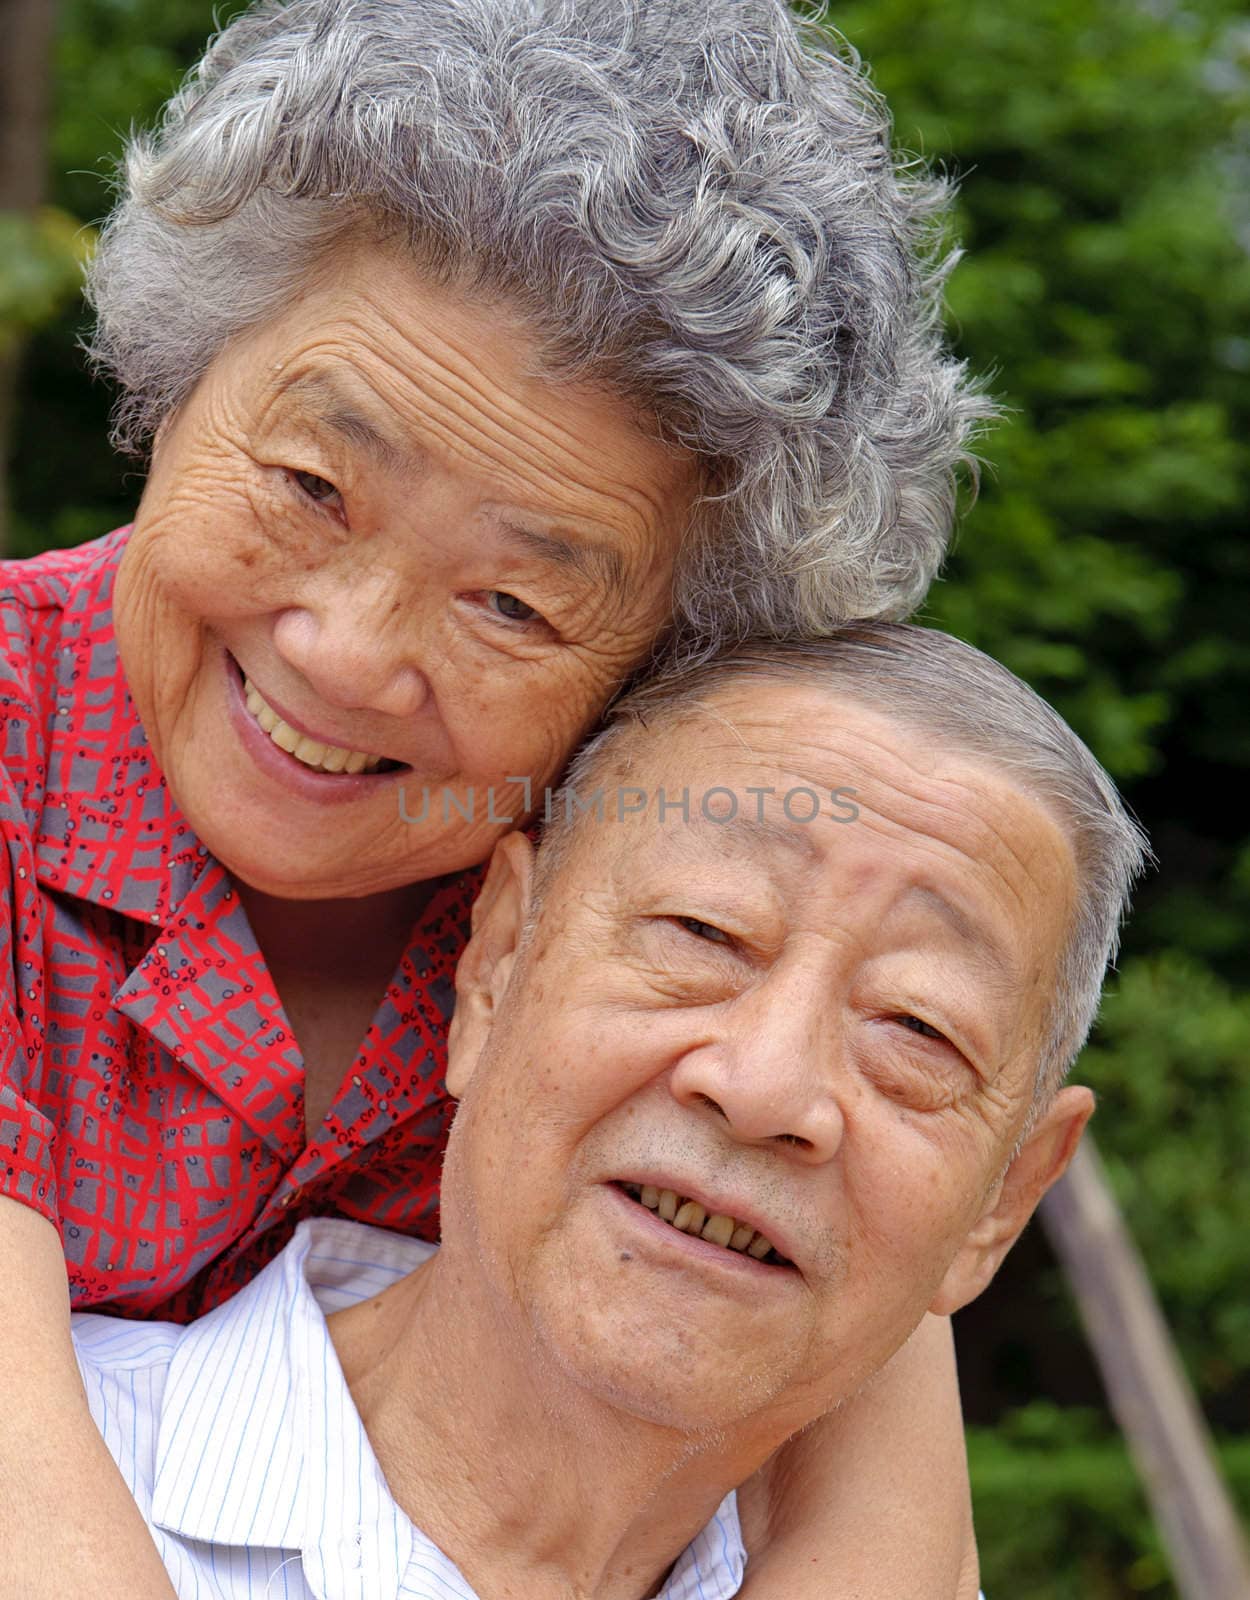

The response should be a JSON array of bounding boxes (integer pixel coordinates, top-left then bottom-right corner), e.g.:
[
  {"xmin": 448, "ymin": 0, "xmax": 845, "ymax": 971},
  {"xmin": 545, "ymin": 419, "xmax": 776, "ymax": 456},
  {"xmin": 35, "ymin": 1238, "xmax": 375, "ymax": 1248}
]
[
  {"xmin": 0, "ymin": 1196, "xmax": 179, "ymax": 1600},
  {"xmin": 735, "ymin": 1314, "xmax": 979, "ymax": 1599}
]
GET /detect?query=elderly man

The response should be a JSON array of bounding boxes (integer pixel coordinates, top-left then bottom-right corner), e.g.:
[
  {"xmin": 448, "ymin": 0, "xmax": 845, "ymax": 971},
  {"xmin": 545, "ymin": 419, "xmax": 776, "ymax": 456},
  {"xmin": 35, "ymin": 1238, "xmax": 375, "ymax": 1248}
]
[{"xmin": 71, "ymin": 624, "xmax": 1145, "ymax": 1599}]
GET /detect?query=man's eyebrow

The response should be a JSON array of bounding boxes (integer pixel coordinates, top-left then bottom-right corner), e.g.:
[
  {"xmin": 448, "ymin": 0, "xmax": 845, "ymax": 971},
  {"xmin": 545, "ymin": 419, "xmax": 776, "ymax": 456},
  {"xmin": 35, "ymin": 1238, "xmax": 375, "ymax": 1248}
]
[
  {"xmin": 903, "ymin": 884, "xmax": 1015, "ymax": 981},
  {"xmin": 658, "ymin": 807, "xmax": 821, "ymax": 865}
]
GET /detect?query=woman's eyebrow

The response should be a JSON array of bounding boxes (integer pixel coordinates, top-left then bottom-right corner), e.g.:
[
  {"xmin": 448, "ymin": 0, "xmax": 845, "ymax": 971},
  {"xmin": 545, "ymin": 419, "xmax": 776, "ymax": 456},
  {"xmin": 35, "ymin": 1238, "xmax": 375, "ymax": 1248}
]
[
  {"xmin": 499, "ymin": 520, "xmax": 630, "ymax": 603},
  {"xmin": 281, "ymin": 370, "xmax": 413, "ymax": 475},
  {"xmin": 280, "ymin": 371, "xmax": 633, "ymax": 601}
]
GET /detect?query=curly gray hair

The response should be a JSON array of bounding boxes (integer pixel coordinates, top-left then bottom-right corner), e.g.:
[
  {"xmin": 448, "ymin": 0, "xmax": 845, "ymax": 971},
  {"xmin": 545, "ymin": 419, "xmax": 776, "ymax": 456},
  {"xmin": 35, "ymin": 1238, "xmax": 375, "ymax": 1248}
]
[{"xmin": 86, "ymin": 0, "xmax": 993, "ymax": 653}]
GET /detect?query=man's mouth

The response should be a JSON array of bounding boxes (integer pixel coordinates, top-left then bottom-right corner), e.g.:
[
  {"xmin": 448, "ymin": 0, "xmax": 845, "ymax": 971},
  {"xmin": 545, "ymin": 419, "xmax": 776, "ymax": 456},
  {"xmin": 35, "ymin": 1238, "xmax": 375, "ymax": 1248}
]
[
  {"xmin": 616, "ymin": 1182, "xmax": 793, "ymax": 1268},
  {"xmin": 242, "ymin": 674, "xmax": 402, "ymax": 777}
]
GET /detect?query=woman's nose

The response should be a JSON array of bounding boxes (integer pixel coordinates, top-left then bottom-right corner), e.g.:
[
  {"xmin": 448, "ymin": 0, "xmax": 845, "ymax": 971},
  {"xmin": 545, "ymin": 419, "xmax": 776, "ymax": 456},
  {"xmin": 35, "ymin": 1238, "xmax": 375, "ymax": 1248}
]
[
  {"xmin": 270, "ymin": 576, "xmax": 430, "ymax": 718},
  {"xmin": 668, "ymin": 982, "xmax": 847, "ymax": 1164}
]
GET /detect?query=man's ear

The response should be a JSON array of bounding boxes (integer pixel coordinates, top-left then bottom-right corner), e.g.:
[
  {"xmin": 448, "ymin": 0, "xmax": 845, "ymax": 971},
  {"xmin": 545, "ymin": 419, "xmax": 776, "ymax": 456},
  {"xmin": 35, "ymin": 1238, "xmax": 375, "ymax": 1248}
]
[
  {"xmin": 928, "ymin": 1084, "xmax": 1095, "ymax": 1317},
  {"xmin": 445, "ymin": 831, "xmax": 536, "ymax": 1100}
]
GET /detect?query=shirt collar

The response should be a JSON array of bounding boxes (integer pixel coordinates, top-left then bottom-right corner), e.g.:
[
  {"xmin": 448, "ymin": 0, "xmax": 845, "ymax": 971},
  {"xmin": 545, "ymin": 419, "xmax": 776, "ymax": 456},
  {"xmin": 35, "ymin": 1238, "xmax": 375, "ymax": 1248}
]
[
  {"xmin": 150, "ymin": 1218, "xmax": 424, "ymax": 1600},
  {"xmin": 31, "ymin": 527, "xmax": 206, "ymax": 926},
  {"xmin": 149, "ymin": 1219, "xmax": 747, "ymax": 1600},
  {"xmin": 660, "ymin": 1492, "xmax": 745, "ymax": 1600}
]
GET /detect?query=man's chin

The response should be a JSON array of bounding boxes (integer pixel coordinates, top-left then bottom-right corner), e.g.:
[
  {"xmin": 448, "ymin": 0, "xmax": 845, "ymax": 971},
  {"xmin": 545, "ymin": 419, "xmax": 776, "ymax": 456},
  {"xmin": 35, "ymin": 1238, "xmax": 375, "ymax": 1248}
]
[{"xmin": 533, "ymin": 1299, "xmax": 807, "ymax": 1439}]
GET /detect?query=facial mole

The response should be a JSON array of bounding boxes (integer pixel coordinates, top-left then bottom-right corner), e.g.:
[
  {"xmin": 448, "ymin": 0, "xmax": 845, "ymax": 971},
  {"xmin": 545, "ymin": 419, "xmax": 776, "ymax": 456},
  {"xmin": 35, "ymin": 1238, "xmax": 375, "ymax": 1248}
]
[{"xmin": 618, "ymin": 1250, "xmax": 633, "ymax": 1263}]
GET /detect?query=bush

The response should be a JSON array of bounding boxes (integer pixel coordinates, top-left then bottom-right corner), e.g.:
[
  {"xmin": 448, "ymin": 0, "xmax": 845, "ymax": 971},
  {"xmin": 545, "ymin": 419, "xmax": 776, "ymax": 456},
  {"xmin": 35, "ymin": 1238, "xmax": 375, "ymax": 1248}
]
[{"xmin": 970, "ymin": 1407, "xmax": 1250, "ymax": 1599}]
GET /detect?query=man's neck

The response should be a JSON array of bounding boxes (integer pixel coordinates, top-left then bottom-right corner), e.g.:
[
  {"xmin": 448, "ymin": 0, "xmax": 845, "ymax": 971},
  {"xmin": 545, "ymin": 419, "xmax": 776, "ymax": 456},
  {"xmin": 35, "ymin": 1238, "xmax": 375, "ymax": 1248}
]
[{"xmin": 329, "ymin": 1247, "xmax": 780, "ymax": 1600}]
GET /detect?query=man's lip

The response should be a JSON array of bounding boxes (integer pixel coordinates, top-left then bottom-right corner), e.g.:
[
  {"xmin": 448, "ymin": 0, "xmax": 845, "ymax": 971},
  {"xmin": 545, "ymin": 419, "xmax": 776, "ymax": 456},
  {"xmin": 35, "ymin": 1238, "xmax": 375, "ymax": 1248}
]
[
  {"xmin": 604, "ymin": 1183, "xmax": 801, "ymax": 1281},
  {"xmin": 609, "ymin": 1172, "xmax": 800, "ymax": 1271},
  {"xmin": 229, "ymin": 653, "xmax": 409, "ymax": 771}
]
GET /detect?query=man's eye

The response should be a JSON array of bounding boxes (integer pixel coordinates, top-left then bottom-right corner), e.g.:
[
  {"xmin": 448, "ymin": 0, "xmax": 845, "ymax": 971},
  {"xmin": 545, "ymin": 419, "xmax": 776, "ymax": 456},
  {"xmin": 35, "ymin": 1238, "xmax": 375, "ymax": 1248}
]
[
  {"xmin": 895, "ymin": 1013, "xmax": 948, "ymax": 1044},
  {"xmin": 486, "ymin": 590, "xmax": 540, "ymax": 624},
  {"xmin": 674, "ymin": 916, "xmax": 732, "ymax": 945},
  {"xmin": 291, "ymin": 469, "xmax": 343, "ymax": 510}
]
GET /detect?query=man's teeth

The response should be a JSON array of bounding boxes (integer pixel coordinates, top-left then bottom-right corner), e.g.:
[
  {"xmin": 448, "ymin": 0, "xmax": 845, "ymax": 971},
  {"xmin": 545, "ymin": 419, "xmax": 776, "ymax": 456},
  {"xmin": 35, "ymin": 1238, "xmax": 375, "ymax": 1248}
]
[
  {"xmin": 625, "ymin": 1183, "xmax": 789, "ymax": 1265},
  {"xmin": 243, "ymin": 678, "xmax": 383, "ymax": 775}
]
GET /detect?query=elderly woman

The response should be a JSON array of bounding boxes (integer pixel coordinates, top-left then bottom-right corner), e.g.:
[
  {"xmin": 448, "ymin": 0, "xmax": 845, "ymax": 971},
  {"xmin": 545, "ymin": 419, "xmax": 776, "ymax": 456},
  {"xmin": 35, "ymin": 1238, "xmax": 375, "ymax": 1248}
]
[{"xmin": 1, "ymin": 0, "xmax": 990, "ymax": 1595}]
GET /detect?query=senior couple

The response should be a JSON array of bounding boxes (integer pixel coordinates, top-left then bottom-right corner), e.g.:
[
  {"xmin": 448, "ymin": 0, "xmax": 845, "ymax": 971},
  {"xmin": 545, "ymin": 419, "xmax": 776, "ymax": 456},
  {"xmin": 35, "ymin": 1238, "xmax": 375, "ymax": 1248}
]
[
  {"xmin": 0, "ymin": 1, "xmax": 1144, "ymax": 1596},
  {"xmin": 73, "ymin": 626, "xmax": 1145, "ymax": 1600}
]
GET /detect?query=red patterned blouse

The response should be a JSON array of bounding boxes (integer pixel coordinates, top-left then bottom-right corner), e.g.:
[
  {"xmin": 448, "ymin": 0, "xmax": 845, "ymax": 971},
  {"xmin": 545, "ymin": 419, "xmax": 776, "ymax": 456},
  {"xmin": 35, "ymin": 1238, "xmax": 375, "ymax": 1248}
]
[{"xmin": 0, "ymin": 529, "xmax": 480, "ymax": 1320}]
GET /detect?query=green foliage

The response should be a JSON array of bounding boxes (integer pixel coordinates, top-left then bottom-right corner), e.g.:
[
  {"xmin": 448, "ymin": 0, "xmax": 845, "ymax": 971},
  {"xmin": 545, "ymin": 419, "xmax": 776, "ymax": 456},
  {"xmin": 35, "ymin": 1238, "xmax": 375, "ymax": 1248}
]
[
  {"xmin": 2, "ymin": 0, "xmax": 238, "ymax": 355},
  {"xmin": 1081, "ymin": 954, "xmax": 1250, "ymax": 1396},
  {"xmin": 970, "ymin": 1411, "xmax": 1250, "ymax": 1600},
  {"xmin": 964, "ymin": 951, "xmax": 1250, "ymax": 1596},
  {"xmin": 0, "ymin": 207, "xmax": 93, "ymax": 347},
  {"xmin": 829, "ymin": 0, "xmax": 1250, "ymax": 788},
  {"xmin": 51, "ymin": 0, "xmax": 250, "ymax": 223}
]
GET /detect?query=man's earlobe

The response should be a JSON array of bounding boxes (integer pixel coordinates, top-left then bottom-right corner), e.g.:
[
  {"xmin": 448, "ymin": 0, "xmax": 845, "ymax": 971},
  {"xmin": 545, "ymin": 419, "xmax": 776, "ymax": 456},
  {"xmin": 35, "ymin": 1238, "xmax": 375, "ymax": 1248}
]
[
  {"xmin": 445, "ymin": 832, "xmax": 536, "ymax": 1100},
  {"xmin": 928, "ymin": 1085, "xmax": 1095, "ymax": 1317}
]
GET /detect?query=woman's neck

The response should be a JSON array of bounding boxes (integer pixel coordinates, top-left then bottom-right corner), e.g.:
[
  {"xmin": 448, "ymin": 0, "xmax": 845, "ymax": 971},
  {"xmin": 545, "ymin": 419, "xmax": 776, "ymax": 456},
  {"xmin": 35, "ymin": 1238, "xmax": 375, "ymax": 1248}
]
[
  {"xmin": 235, "ymin": 880, "xmax": 434, "ymax": 983},
  {"xmin": 236, "ymin": 880, "xmax": 435, "ymax": 1139}
]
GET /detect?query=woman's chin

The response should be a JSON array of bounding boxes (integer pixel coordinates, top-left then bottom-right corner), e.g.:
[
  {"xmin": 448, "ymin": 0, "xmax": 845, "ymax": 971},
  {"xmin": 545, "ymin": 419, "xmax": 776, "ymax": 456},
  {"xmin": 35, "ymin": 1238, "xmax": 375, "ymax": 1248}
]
[
  {"xmin": 214, "ymin": 845, "xmax": 407, "ymax": 903},
  {"xmin": 201, "ymin": 808, "xmax": 479, "ymax": 903}
]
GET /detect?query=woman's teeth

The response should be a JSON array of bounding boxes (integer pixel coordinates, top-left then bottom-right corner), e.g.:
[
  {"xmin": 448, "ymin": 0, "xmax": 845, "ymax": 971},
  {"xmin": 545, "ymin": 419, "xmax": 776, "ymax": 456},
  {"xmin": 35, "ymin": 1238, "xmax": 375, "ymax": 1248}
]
[
  {"xmin": 243, "ymin": 677, "xmax": 383, "ymax": 775},
  {"xmin": 622, "ymin": 1183, "xmax": 789, "ymax": 1265}
]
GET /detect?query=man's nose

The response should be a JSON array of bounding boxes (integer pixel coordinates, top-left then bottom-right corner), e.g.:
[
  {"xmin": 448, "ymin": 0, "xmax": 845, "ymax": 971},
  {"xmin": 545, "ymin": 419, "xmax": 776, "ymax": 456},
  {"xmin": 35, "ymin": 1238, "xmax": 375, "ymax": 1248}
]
[
  {"xmin": 668, "ymin": 976, "xmax": 847, "ymax": 1163},
  {"xmin": 271, "ymin": 571, "xmax": 430, "ymax": 719}
]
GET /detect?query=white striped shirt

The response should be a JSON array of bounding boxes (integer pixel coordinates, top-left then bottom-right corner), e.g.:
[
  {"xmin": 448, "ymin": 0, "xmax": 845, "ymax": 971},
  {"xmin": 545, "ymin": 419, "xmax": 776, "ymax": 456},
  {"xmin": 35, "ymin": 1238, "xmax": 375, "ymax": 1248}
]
[{"xmin": 73, "ymin": 1216, "xmax": 747, "ymax": 1600}]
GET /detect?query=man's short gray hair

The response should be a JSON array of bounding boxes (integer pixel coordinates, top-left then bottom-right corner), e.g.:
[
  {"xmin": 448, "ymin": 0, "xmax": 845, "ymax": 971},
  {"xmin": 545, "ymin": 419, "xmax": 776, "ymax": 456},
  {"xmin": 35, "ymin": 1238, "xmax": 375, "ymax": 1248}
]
[
  {"xmin": 542, "ymin": 625, "xmax": 1151, "ymax": 1100},
  {"xmin": 85, "ymin": 0, "xmax": 993, "ymax": 654}
]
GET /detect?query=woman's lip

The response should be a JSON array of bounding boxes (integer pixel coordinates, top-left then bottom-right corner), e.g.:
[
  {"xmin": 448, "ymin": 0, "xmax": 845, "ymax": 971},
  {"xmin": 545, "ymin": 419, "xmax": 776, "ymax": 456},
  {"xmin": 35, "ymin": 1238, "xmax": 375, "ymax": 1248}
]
[
  {"xmin": 229, "ymin": 653, "xmax": 406, "ymax": 767},
  {"xmin": 602, "ymin": 1183, "xmax": 801, "ymax": 1282},
  {"xmin": 223, "ymin": 654, "xmax": 404, "ymax": 804}
]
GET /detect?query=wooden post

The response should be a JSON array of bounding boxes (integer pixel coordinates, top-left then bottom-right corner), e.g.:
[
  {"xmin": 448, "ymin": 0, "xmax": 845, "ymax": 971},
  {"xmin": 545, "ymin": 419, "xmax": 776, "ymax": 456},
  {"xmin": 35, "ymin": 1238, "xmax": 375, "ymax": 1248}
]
[{"xmin": 1040, "ymin": 1135, "xmax": 1250, "ymax": 1599}]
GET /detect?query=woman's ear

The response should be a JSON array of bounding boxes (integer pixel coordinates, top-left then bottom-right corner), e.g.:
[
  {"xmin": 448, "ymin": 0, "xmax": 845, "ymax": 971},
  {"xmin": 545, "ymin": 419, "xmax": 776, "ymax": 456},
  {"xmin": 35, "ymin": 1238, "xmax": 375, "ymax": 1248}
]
[
  {"xmin": 445, "ymin": 831, "xmax": 536, "ymax": 1100},
  {"xmin": 928, "ymin": 1085, "xmax": 1095, "ymax": 1317}
]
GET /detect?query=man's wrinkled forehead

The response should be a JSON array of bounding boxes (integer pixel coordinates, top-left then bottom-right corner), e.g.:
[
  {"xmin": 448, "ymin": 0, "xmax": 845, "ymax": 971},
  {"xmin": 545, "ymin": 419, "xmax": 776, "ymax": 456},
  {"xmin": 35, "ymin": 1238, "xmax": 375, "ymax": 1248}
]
[
  {"xmin": 558, "ymin": 677, "xmax": 1055, "ymax": 859},
  {"xmin": 538, "ymin": 677, "xmax": 1077, "ymax": 974}
]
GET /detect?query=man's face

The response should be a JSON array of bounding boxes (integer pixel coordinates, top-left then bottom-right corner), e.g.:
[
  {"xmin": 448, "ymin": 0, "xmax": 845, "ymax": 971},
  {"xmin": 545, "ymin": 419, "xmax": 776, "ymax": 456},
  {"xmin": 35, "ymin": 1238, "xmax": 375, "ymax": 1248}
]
[{"xmin": 445, "ymin": 683, "xmax": 1087, "ymax": 1443}]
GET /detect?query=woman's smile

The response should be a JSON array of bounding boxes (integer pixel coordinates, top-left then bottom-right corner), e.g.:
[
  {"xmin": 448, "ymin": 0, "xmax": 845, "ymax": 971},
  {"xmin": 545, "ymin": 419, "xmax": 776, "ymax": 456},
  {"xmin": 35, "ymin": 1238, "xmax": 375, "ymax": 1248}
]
[
  {"xmin": 225, "ymin": 650, "xmax": 408, "ymax": 800},
  {"xmin": 242, "ymin": 670, "xmax": 392, "ymax": 774}
]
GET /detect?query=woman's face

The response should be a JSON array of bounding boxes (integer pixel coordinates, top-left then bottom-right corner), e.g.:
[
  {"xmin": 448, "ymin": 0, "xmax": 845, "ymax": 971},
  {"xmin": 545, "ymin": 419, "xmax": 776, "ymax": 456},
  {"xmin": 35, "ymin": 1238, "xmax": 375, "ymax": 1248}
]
[{"xmin": 114, "ymin": 246, "xmax": 697, "ymax": 899}]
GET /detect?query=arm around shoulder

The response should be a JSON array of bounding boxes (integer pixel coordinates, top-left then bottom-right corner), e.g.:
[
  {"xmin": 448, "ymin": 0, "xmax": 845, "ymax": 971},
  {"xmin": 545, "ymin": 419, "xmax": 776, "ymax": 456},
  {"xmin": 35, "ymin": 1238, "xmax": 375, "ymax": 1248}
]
[
  {"xmin": 735, "ymin": 1314, "xmax": 978, "ymax": 1599},
  {"xmin": 0, "ymin": 1195, "xmax": 180, "ymax": 1600}
]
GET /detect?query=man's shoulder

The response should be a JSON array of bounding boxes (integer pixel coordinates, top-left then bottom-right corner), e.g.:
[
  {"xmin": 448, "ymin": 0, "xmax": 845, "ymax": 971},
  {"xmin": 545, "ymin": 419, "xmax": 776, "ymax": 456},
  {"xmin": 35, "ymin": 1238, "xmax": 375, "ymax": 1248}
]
[
  {"xmin": 299, "ymin": 1216, "xmax": 438, "ymax": 1311},
  {"xmin": 72, "ymin": 1310, "xmax": 185, "ymax": 1375}
]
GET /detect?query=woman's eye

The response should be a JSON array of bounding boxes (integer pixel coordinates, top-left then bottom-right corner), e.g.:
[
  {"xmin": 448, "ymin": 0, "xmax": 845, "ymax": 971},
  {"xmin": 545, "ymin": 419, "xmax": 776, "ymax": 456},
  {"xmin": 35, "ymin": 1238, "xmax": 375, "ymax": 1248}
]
[
  {"xmin": 896, "ymin": 1013, "xmax": 948, "ymax": 1044},
  {"xmin": 674, "ymin": 915, "xmax": 732, "ymax": 945},
  {"xmin": 486, "ymin": 590, "xmax": 540, "ymax": 624},
  {"xmin": 291, "ymin": 469, "xmax": 343, "ymax": 510}
]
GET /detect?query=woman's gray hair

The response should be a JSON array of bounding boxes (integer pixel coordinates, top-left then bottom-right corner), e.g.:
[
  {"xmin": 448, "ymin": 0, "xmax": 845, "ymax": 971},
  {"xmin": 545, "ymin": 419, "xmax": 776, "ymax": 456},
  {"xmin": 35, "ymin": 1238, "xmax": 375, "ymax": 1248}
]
[
  {"xmin": 544, "ymin": 625, "xmax": 1152, "ymax": 1102},
  {"xmin": 86, "ymin": 0, "xmax": 993, "ymax": 653}
]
